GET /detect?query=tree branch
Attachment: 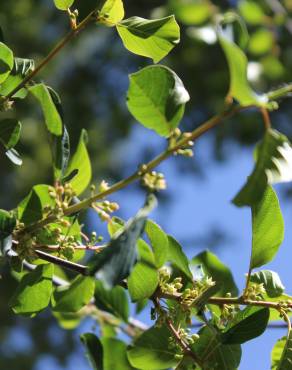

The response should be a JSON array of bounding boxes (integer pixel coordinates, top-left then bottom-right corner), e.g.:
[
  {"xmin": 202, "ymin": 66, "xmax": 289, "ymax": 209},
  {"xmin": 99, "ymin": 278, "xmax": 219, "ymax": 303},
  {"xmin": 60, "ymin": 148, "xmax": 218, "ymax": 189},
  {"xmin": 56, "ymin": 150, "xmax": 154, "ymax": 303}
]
[
  {"xmin": 17, "ymin": 105, "xmax": 255, "ymax": 237},
  {"xmin": 2, "ymin": 9, "xmax": 99, "ymax": 102}
]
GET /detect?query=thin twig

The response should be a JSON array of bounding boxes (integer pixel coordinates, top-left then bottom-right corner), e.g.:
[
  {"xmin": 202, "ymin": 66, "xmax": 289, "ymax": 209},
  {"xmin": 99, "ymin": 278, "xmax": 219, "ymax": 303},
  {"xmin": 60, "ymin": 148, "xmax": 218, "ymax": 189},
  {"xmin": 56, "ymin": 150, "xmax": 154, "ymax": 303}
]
[
  {"xmin": 153, "ymin": 297, "xmax": 203, "ymax": 367},
  {"xmin": 17, "ymin": 105, "xmax": 256, "ymax": 237},
  {"xmin": 2, "ymin": 9, "xmax": 99, "ymax": 102}
]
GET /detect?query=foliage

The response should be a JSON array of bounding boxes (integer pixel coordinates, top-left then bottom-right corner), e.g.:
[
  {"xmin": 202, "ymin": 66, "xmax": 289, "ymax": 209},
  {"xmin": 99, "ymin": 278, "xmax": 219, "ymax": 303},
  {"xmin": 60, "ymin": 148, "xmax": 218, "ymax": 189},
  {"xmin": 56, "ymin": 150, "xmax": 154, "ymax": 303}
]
[{"xmin": 1, "ymin": 0, "xmax": 292, "ymax": 369}]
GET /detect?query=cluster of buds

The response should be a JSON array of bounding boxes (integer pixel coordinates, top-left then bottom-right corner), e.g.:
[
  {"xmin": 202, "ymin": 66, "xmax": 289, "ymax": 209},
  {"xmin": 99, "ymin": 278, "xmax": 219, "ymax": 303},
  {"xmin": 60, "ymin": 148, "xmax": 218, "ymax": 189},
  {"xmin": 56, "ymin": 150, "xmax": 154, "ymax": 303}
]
[
  {"xmin": 67, "ymin": 8, "xmax": 79, "ymax": 29},
  {"xmin": 45, "ymin": 183, "xmax": 76, "ymax": 219},
  {"xmin": 141, "ymin": 171, "xmax": 167, "ymax": 192},
  {"xmin": 219, "ymin": 294, "xmax": 240, "ymax": 324},
  {"xmin": 0, "ymin": 96, "xmax": 14, "ymax": 111},
  {"xmin": 48, "ymin": 228, "xmax": 79, "ymax": 260},
  {"xmin": 277, "ymin": 300, "xmax": 292, "ymax": 317},
  {"xmin": 168, "ymin": 129, "xmax": 194, "ymax": 157},
  {"xmin": 180, "ymin": 277, "xmax": 215, "ymax": 307},
  {"xmin": 168, "ymin": 328, "xmax": 199, "ymax": 354},
  {"xmin": 92, "ymin": 200, "xmax": 119, "ymax": 222},
  {"xmin": 244, "ymin": 283, "xmax": 266, "ymax": 301},
  {"xmin": 159, "ymin": 267, "xmax": 183, "ymax": 295},
  {"xmin": 16, "ymin": 235, "xmax": 38, "ymax": 261}
]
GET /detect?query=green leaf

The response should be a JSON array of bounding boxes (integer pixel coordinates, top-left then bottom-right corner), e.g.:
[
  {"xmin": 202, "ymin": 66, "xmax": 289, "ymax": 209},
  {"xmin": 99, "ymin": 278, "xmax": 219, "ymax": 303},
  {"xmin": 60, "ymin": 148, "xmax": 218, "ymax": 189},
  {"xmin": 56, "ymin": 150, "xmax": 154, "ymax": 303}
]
[
  {"xmin": 29, "ymin": 83, "xmax": 62, "ymax": 136},
  {"xmin": 0, "ymin": 209, "xmax": 16, "ymax": 240},
  {"xmin": 239, "ymin": 1, "xmax": 265, "ymax": 25},
  {"xmin": 64, "ymin": 129, "xmax": 91, "ymax": 196},
  {"xmin": 53, "ymin": 0, "xmax": 74, "ymax": 10},
  {"xmin": 192, "ymin": 326, "xmax": 242, "ymax": 369},
  {"xmin": 217, "ymin": 15, "xmax": 267, "ymax": 106},
  {"xmin": 167, "ymin": 236, "xmax": 192, "ymax": 279},
  {"xmin": 88, "ymin": 194, "xmax": 157, "ymax": 288},
  {"xmin": 127, "ymin": 65, "xmax": 189, "ymax": 137},
  {"xmin": 170, "ymin": 0, "xmax": 211, "ymax": 25},
  {"xmin": 18, "ymin": 184, "xmax": 54, "ymax": 225},
  {"xmin": 221, "ymin": 306, "xmax": 270, "ymax": 344},
  {"xmin": 233, "ymin": 129, "xmax": 292, "ymax": 207},
  {"xmin": 250, "ymin": 186, "xmax": 284, "ymax": 269},
  {"xmin": 0, "ymin": 119, "xmax": 21, "ymax": 150},
  {"xmin": 0, "ymin": 57, "xmax": 34, "ymax": 99},
  {"xmin": 81, "ymin": 333, "xmax": 103, "ymax": 370},
  {"xmin": 127, "ymin": 261, "xmax": 158, "ymax": 301},
  {"xmin": 9, "ymin": 264, "xmax": 53, "ymax": 314},
  {"xmin": 250, "ymin": 270, "xmax": 285, "ymax": 298},
  {"xmin": 53, "ymin": 310, "xmax": 83, "ymax": 329},
  {"xmin": 52, "ymin": 275, "xmax": 95, "ymax": 312},
  {"xmin": 191, "ymin": 250, "xmax": 238, "ymax": 296},
  {"xmin": 145, "ymin": 219, "xmax": 168, "ymax": 268},
  {"xmin": 127, "ymin": 325, "xmax": 178, "ymax": 369},
  {"xmin": 0, "ymin": 42, "xmax": 13, "ymax": 84},
  {"xmin": 95, "ymin": 280, "xmax": 129, "ymax": 322},
  {"xmin": 99, "ymin": 0, "xmax": 124, "ymax": 26},
  {"xmin": 271, "ymin": 332, "xmax": 292, "ymax": 370},
  {"xmin": 117, "ymin": 16, "xmax": 180, "ymax": 63},
  {"xmin": 248, "ymin": 28, "xmax": 273, "ymax": 56},
  {"xmin": 102, "ymin": 338, "xmax": 135, "ymax": 370}
]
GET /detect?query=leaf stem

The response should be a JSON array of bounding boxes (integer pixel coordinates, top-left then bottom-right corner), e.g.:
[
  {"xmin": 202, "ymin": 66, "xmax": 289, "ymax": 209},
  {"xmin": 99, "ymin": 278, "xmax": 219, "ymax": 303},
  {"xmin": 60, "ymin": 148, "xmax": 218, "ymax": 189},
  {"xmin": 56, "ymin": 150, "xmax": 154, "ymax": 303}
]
[
  {"xmin": 152, "ymin": 297, "xmax": 204, "ymax": 367},
  {"xmin": 261, "ymin": 107, "xmax": 272, "ymax": 130},
  {"xmin": 2, "ymin": 9, "xmax": 99, "ymax": 102}
]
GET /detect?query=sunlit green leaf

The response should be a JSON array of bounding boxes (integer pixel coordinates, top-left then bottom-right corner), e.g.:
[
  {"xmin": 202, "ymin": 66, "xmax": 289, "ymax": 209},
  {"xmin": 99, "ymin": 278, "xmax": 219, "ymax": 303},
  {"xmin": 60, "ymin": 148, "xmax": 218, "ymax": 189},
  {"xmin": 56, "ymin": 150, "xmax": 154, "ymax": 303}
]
[
  {"xmin": 29, "ymin": 83, "xmax": 62, "ymax": 136},
  {"xmin": 0, "ymin": 42, "xmax": 13, "ymax": 84},
  {"xmin": 233, "ymin": 130, "xmax": 292, "ymax": 207},
  {"xmin": 145, "ymin": 219, "xmax": 168, "ymax": 268},
  {"xmin": 53, "ymin": 310, "xmax": 83, "ymax": 330},
  {"xmin": 95, "ymin": 281, "xmax": 129, "ymax": 321},
  {"xmin": 250, "ymin": 186, "xmax": 284, "ymax": 269},
  {"xmin": 222, "ymin": 306, "xmax": 269, "ymax": 344},
  {"xmin": 217, "ymin": 16, "xmax": 267, "ymax": 106},
  {"xmin": 88, "ymin": 195, "xmax": 157, "ymax": 288},
  {"xmin": 250, "ymin": 270, "xmax": 285, "ymax": 298},
  {"xmin": 127, "ymin": 260, "xmax": 158, "ymax": 301},
  {"xmin": 127, "ymin": 65, "xmax": 189, "ymax": 137},
  {"xmin": 65, "ymin": 129, "xmax": 91, "ymax": 196},
  {"xmin": 271, "ymin": 332, "xmax": 292, "ymax": 370},
  {"xmin": 99, "ymin": 0, "xmax": 124, "ymax": 26},
  {"xmin": 9, "ymin": 264, "xmax": 53, "ymax": 314},
  {"xmin": 53, "ymin": 0, "xmax": 74, "ymax": 10},
  {"xmin": 167, "ymin": 235, "xmax": 192, "ymax": 279},
  {"xmin": 52, "ymin": 275, "xmax": 95, "ymax": 312},
  {"xmin": 127, "ymin": 325, "xmax": 178, "ymax": 369},
  {"xmin": 117, "ymin": 16, "xmax": 180, "ymax": 63}
]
